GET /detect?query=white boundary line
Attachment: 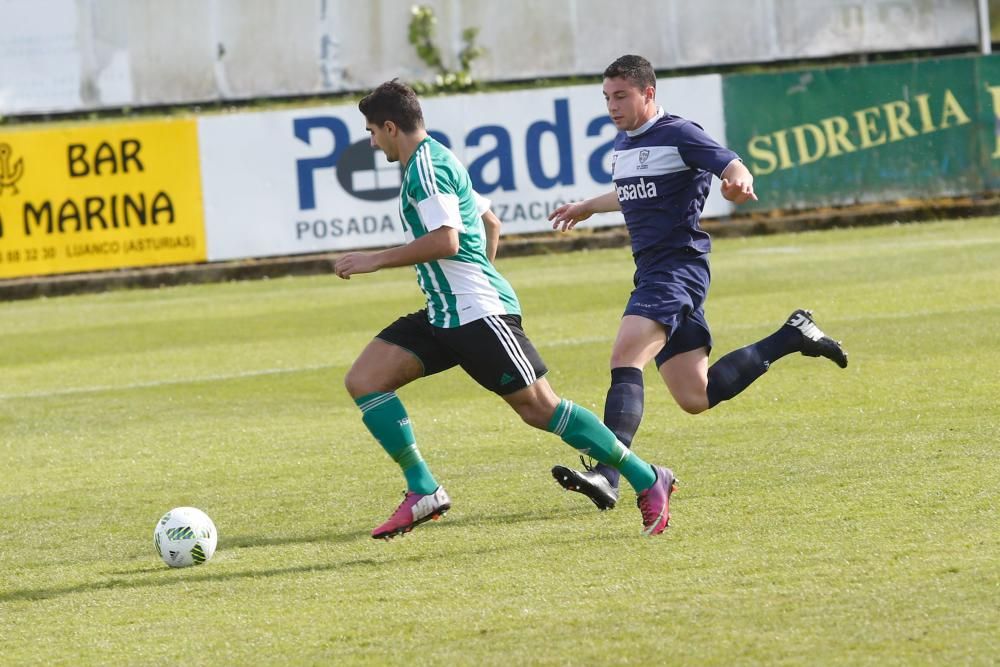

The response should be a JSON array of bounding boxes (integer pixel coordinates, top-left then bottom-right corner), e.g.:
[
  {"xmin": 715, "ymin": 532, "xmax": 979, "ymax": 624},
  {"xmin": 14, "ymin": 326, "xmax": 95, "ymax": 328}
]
[
  {"xmin": 0, "ymin": 364, "xmax": 337, "ymax": 401},
  {"xmin": 3, "ymin": 302, "xmax": 997, "ymax": 401}
]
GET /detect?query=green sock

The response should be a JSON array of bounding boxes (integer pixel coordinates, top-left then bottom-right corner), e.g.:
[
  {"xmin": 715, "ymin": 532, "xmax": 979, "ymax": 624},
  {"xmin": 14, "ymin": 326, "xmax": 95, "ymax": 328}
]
[
  {"xmin": 548, "ymin": 398, "xmax": 656, "ymax": 492},
  {"xmin": 355, "ymin": 391, "xmax": 438, "ymax": 494}
]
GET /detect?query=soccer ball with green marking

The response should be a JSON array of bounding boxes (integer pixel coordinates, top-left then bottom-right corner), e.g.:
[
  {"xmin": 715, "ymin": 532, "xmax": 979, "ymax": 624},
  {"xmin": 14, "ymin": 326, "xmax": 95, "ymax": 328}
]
[{"xmin": 153, "ymin": 507, "xmax": 218, "ymax": 568}]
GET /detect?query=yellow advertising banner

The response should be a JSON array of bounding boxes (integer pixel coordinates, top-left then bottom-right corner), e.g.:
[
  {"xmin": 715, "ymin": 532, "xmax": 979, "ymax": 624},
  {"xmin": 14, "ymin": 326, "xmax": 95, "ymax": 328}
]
[{"xmin": 0, "ymin": 118, "xmax": 206, "ymax": 278}]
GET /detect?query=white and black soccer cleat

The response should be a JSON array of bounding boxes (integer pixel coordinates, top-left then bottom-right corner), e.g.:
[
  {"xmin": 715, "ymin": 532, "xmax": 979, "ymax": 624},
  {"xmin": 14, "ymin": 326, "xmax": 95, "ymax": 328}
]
[
  {"xmin": 551, "ymin": 458, "xmax": 620, "ymax": 511},
  {"xmin": 785, "ymin": 309, "xmax": 848, "ymax": 368}
]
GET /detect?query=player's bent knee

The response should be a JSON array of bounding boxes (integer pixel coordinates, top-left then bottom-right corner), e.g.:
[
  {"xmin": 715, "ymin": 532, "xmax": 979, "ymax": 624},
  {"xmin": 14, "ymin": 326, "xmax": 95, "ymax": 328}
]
[
  {"xmin": 343, "ymin": 369, "xmax": 369, "ymax": 399},
  {"xmin": 503, "ymin": 380, "xmax": 560, "ymax": 430},
  {"xmin": 344, "ymin": 364, "xmax": 389, "ymax": 398},
  {"xmin": 676, "ymin": 394, "xmax": 709, "ymax": 415}
]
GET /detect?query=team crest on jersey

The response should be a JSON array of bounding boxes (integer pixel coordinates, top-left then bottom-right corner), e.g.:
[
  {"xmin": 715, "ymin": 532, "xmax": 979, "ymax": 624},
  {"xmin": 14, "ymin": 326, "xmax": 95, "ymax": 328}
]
[
  {"xmin": 637, "ymin": 149, "xmax": 650, "ymax": 169},
  {"xmin": 610, "ymin": 153, "xmax": 618, "ymax": 177}
]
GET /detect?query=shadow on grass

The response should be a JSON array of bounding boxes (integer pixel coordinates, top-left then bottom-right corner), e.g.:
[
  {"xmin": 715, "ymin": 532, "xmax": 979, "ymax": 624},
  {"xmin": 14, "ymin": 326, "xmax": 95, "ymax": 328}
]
[{"xmin": 3, "ymin": 505, "xmax": 598, "ymax": 603}]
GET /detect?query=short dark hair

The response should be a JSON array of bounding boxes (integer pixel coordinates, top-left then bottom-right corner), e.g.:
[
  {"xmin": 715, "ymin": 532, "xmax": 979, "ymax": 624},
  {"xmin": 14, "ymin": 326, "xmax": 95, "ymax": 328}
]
[
  {"xmin": 358, "ymin": 79, "xmax": 425, "ymax": 133},
  {"xmin": 603, "ymin": 55, "xmax": 656, "ymax": 91}
]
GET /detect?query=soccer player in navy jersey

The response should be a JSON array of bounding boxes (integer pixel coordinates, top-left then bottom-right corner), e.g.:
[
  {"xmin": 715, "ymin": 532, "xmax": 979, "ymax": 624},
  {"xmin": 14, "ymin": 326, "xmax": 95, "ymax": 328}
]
[{"xmin": 548, "ymin": 55, "xmax": 848, "ymax": 511}]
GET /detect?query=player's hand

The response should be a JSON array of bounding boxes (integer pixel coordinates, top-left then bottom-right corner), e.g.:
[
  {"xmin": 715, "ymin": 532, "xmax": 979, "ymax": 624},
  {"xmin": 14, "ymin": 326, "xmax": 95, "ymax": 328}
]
[
  {"xmin": 721, "ymin": 177, "xmax": 758, "ymax": 204},
  {"xmin": 549, "ymin": 202, "xmax": 593, "ymax": 232},
  {"xmin": 334, "ymin": 252, "xmax": 380, "ymax": 279}
]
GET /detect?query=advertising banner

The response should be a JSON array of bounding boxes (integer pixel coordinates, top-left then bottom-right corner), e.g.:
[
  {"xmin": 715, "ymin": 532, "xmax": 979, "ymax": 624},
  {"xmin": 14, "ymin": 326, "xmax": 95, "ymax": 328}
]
[
  {"xmin": 0, "ymin": 118, "xmax": 206, "ymax": 278},
  {"xmin": 978, "ymin": 55, "xmax": 1000, "ymax": 192},
  {"xmin": 723, "ymin": 55, "xmax": 998, "ymax": 211},
  {"xmin": 199, "ymin": 76, "xmax": 732, "ymax": 261}
]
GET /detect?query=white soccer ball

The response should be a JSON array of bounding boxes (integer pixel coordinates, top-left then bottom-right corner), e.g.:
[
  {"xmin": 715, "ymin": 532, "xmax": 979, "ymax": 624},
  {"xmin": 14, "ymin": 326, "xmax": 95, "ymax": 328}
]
[{"xmin": 153, "ymin": 507, "xmax": 218, "ymax": 568}]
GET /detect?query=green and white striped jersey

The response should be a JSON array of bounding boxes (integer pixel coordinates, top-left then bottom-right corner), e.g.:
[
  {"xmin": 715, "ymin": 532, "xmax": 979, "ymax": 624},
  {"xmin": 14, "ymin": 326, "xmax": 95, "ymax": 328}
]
[{"xmin": 399, "ymin": 137, "xmax": 520, "ymax": 328}]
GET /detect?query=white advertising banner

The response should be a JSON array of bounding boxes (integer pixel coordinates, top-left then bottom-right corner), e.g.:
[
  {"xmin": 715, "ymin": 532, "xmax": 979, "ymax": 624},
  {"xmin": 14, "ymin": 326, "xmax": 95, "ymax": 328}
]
[{"xmin": 198, "ymin": 76, "xmax": 732, "ymax": 261}]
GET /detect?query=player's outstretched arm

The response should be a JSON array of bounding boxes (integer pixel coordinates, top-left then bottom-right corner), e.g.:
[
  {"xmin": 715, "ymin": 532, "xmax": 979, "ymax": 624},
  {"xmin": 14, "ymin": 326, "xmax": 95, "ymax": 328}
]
[
  {"xmin": 720, "ymin": 159, "xmax": 758, "ymax": 204},
  {"xmin": 482, "ymin": 209, "xmax": 501, "ymax": 264},
  {"xmin": 549, "ymin": 190, "xmax": 620, "ymax": 232},
  {"xmin": 334, "ymin": 227, "xmax": 459, "ymax": 279}
]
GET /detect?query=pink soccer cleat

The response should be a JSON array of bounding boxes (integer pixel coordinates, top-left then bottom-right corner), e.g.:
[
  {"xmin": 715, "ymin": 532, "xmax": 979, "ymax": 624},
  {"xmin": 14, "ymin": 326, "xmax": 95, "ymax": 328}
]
[
  {"xmin": 371, "ymin": 486, "xmax": 451, "ymax": 540},
  {"xmin": 636, "ymin": 466, "xmax": 678, "ymax": 536}
]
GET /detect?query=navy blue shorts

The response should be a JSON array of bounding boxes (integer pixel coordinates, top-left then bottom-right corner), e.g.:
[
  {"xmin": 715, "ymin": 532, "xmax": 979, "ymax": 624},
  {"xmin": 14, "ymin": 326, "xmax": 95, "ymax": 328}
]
[{"xmin": 624, "ymin": 245, "xmax": 714, "ymax": 367}]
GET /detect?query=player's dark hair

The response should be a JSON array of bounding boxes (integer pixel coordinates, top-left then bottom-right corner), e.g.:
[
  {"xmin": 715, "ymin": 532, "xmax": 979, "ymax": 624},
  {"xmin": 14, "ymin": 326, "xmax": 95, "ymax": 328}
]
[
  {"xmin": 358, "ymin": 79, "xmax": 425, "ymax": 133},
  {"xmin": 603, "ymin": 55, "xmax": 656, "ymax": 91}
]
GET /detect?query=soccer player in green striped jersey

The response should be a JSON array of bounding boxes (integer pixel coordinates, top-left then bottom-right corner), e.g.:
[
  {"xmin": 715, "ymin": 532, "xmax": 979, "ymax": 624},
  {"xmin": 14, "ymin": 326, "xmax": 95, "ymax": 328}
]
[{"xmin": 336, "ymin": 79, "xmax": 677, "ymax": 539}]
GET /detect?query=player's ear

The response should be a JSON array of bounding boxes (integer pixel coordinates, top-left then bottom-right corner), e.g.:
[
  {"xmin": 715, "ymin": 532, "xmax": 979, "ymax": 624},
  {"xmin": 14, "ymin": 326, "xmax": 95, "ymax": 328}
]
[{"xmin": 384, "ymin": 120, "xmax": 398, "ymax": 137}]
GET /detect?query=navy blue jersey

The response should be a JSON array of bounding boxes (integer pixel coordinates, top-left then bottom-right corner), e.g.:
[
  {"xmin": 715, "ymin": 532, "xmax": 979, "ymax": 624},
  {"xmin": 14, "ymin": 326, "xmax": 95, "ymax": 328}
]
[{"xmin": 611, "ymin": 108, "xmax": 739, "ymax": 256}]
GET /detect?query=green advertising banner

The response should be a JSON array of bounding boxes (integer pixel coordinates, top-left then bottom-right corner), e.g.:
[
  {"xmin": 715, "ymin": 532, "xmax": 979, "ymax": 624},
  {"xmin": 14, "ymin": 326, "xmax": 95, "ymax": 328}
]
[
  {"xmin": 723, "ymin": 54, "xmax": 999, "ymax": 211},
  {"xmin": 991, "ymin": 0, "xmax": 1000, "ymax": 43},
  {"xmin": 978, "ymin": 55, "xmax": 1000, "ymax": 191}
]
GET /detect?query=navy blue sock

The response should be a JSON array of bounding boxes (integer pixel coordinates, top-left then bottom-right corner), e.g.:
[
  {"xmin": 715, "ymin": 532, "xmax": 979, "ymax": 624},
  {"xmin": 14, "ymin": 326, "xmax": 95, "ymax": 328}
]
[
  {"xmin": 706, "ymin": 325, "xmax": 801, "ymax": 408},
  {"xmin": 595, "ymin": 366, "xmax": 644, "ymax": 489}
]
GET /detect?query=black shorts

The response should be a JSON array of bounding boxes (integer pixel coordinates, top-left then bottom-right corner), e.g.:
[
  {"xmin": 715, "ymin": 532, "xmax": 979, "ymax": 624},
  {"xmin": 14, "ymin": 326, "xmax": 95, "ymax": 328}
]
[{"xmin": 376, "ymin": 310, "xmax": 549, "ymax": 395}]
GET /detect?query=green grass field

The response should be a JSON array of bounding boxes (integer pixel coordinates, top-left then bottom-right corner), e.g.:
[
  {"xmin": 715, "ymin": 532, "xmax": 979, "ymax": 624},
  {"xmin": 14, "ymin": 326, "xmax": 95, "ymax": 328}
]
[{"xmin": 2, "ymin": 218, "xmax": 998, "ymax": 665}]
